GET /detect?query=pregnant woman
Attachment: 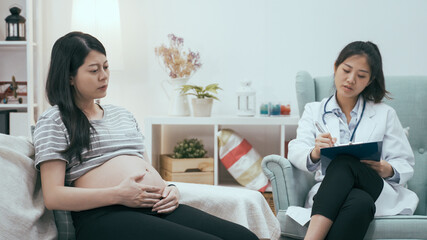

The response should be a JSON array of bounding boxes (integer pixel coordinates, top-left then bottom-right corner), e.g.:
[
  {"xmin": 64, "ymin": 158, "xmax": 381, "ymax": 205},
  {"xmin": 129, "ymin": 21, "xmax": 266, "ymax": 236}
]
[{"xmin": 33, "ymin": 31, "xmax": 259, "ymax": 240}]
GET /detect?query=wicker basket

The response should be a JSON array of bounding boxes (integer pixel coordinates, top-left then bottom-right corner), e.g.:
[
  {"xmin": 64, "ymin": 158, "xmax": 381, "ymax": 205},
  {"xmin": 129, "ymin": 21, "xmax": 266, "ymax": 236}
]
[{"xmin": 262, "ymin": 192, "xmax": 276, "ymax": 215}]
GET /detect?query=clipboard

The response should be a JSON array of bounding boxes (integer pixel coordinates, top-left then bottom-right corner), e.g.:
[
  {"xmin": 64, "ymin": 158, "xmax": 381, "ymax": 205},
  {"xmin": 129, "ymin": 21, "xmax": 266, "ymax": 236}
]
[{"xmin": 320, "ymin": 141, "xmax": 383, "ymax": 174}]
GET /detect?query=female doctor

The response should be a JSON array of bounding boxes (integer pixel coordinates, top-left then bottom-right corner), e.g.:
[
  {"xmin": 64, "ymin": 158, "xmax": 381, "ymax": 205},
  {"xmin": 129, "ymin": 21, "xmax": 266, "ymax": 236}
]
[{"xmin": 288, "ymin": 41, "xmax": 418, "ymax": 240}]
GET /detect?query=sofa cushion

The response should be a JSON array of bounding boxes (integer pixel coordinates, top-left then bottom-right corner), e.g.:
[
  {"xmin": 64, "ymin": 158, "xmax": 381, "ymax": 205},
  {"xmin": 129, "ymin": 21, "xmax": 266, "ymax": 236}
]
[
  {"xmin": 54, "ymin": 210, "xmax": 75, "ymax": 240},
  {"xmin": 0, "ymin": 133, "xmax": 57, "ymax": 239},
  {"xmin": 217, "ymin": 129, "xmax": 269, "ymax": 191}
]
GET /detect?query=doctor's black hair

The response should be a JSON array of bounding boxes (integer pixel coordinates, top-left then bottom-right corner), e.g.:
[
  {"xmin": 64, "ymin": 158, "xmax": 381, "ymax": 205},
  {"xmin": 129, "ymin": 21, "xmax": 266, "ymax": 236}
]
[
  {"xmin": 45, "ymin": 31, "xmax": 106, "ymax": 162},
  {"xmin": 334, "ymin": 41, "xmax": 390, "ymax": 103}
]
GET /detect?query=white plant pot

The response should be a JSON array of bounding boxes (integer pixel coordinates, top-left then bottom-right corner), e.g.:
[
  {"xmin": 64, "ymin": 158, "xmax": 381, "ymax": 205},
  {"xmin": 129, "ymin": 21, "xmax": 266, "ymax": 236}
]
[{"xmin": 192, "ymin": 98, "xmax": 213, "ymax": 117}]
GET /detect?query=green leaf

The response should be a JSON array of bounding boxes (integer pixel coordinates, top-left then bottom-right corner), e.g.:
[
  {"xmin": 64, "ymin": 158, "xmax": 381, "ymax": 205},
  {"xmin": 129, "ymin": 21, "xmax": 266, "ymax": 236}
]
[
  {"xmin": 204, "ymin": 93, "xmax": 219, "ymax": 100},
  {"xmin": 180, "ymin": 83, "xmax": 222, "ymax": 100},
  {"xmin": 205, "ymin": 83, "xmax": 220, "ymax": 91}
]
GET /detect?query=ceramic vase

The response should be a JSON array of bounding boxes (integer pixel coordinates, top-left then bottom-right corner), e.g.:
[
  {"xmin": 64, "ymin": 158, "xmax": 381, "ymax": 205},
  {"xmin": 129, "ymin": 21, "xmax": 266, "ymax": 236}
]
[{"xmin": 162, "ymin": 77, "xmax": 190, "ymax": 116}]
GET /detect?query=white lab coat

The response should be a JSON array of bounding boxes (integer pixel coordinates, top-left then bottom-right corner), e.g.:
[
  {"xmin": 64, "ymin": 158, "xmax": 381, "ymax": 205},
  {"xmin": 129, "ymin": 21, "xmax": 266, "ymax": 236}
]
[{"xmin": 288, "ymin": 97, "xmax": 419, "ymax": 220}]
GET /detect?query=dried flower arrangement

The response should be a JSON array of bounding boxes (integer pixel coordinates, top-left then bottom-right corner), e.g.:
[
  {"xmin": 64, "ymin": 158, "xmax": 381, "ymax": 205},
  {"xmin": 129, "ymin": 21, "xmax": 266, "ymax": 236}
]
[{"xmin": 154, "ymin": 34, "xmax": 202, "ymax": 79}]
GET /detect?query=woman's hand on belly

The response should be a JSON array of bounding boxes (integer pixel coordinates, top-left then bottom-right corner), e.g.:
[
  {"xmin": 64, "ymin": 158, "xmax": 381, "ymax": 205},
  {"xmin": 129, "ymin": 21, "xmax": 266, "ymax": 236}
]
[
  {"xmin": 152, "ymin": 185, "xmax": 180, "ymax": 214},
  {"xmin": 115, "ymin": 172, "xmax": 163, "ymax": 208}
]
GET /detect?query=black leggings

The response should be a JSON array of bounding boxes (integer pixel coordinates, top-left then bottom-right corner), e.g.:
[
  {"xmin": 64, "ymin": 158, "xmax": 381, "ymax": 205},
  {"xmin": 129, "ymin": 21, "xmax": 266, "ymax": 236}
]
[
  {"xmin": 71, "ymin": 204, "xmax": 259, "ymax": 240},
  {"xmin": 311, "ymin": 155, "xmax": 384, "ymax": 240}
]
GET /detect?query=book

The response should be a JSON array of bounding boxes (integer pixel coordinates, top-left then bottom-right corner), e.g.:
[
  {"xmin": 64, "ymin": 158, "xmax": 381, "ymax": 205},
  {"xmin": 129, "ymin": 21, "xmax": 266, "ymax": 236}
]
[{"xmin": 320, "ymin": 141, "xmax": 383, "ymax": 174}]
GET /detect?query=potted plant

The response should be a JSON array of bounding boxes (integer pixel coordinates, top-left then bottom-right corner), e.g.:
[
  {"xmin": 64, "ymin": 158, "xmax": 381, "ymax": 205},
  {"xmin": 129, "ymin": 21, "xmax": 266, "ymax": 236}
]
[
  {"xmin": 180, "ymin": 83, "xmax": 222, "ymax": 117},
  {"xmin": 172, "ymin": 138, "xmax": 207, "ymax": 158},
  {"xmin": 160, "ymin": 138, "xmax": 214, "ymax": 185}
]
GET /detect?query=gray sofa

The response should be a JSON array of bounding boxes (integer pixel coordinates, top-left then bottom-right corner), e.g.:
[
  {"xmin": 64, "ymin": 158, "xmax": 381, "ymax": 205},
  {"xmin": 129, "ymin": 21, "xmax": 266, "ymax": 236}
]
[
  {"xmin": 0, "ymin": 133, "xmax": 279, "ymax": 240},
  {"xmin": 262, "ymin": 71, "xmax": 427, "ymax": 239}
]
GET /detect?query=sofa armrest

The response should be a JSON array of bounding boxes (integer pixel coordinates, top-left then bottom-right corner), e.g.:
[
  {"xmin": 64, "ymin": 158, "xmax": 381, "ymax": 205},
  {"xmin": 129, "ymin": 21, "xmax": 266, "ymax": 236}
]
[{"xmin": 262, "ymin": 154, "xmax": 315, "ymax": 213}]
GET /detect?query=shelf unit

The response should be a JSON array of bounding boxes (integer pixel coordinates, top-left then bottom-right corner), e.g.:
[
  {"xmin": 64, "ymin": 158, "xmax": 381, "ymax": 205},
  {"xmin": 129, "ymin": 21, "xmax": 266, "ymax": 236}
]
[
  {"xmin": 145, "ymin": 115, "xmax": 299, "ymax": 185},
  {"xmin": 0, "ymin": 0, "xmax": 42, "ymax": 136}
]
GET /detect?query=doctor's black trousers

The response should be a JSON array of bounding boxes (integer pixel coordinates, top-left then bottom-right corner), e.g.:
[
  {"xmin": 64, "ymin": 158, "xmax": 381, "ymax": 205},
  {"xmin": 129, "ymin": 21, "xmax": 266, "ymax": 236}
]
[{"xmin": 311, "ymin": 155, "xmax": 384, "ymax": 240}]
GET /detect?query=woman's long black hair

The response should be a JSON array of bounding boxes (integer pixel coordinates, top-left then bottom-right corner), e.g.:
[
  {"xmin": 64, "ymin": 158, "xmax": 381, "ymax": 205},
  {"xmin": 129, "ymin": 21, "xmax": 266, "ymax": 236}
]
[
  {"xmin": 335, "ymin": 41, "xmax": 390, "ymax": 103},
  {"xmin": 45, "ymin": 31, "xmax": 106, "ymax": 162}
]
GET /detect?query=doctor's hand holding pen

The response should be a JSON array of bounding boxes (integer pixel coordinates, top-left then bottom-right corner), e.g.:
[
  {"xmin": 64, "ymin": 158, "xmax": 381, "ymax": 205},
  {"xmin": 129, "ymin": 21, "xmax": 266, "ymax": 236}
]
[
  {"xmin": 310, "ymin": 132, "xmax": 337, "ymax": 162},
  {"xmin": 310, "ymin": 121, "xmax": 337, "ymax": 162}
]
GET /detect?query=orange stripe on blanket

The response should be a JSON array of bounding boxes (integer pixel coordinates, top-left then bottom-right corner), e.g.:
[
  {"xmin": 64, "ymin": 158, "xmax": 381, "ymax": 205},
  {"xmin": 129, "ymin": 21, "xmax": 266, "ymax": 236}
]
[{"xmin": 220, "ymin": 139, "xmax": 252, "ymax": 169}]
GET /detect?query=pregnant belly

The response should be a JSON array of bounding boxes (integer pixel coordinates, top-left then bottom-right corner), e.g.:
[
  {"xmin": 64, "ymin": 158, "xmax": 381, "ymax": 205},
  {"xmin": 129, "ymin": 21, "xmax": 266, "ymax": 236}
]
[{"xmin": 73, "ymin": 155, "xmax": 166, "ymax": 190}]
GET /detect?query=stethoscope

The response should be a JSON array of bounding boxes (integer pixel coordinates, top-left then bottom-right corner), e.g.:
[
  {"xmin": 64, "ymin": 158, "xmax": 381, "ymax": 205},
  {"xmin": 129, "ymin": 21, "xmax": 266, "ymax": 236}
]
[{"xmin": 322, "ymin": 95, "xmax": 366, "ymax": 143}]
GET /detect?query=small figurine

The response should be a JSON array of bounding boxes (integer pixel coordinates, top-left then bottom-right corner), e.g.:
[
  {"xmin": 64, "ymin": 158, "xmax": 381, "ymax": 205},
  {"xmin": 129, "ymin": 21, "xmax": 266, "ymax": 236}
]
[{"xmin": 0, "ymin": 76, "xmax": 25, "ymax": 104}]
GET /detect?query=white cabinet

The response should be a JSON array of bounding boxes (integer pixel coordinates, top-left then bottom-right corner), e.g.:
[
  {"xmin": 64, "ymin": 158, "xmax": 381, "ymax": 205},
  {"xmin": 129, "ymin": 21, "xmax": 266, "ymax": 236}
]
[
  {"xmin": 0, "ymin": 0, "xmax": 42, "ymax": 136},
  {"xmin": 144, "ymin": 116, "xmax": 299, "ymax": 185}
]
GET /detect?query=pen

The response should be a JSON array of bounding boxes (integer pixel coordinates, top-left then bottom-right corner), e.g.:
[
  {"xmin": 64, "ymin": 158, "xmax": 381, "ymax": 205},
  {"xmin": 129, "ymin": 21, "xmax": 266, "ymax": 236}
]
[
  {"xmin": 314, "ymin": 121, "xmax": 326, "ymax": 133},
  {"xmin": 314, "ymin": 121, "xmax": 337, "ymax": 146}
]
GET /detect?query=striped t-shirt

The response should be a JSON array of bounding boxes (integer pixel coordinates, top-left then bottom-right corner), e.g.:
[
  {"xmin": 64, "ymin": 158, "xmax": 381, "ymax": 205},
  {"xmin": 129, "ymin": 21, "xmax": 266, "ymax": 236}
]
[{"xmin": 33, "ymin": 104, "xmax": 145, "ymax": 186}]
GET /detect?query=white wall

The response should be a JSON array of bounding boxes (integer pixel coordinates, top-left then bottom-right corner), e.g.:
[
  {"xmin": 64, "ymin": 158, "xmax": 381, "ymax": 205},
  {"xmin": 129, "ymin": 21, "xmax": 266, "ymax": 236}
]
[{"xmin": 41, "ymin": 0, "xmax": 427, "ymax": 128}]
